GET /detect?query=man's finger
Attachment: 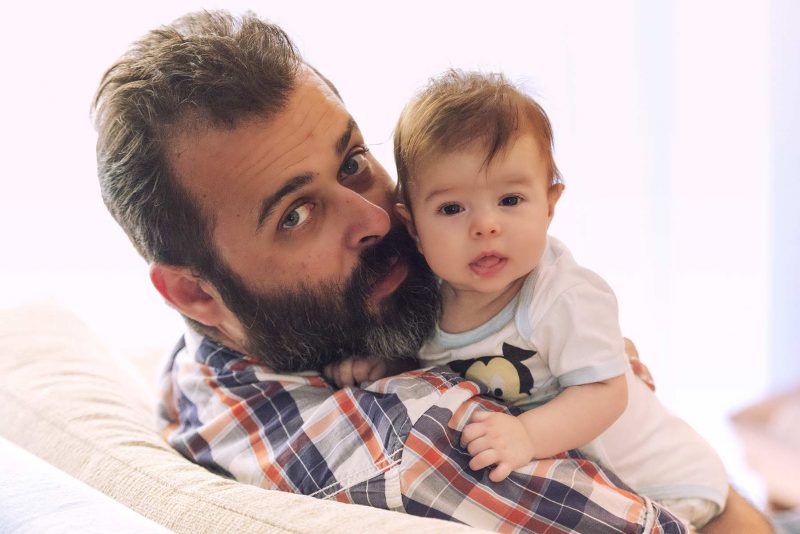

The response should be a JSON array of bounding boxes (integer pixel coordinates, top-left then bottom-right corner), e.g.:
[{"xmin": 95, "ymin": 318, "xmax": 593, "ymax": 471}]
[
  {"xmin": 624, "ymin": 338, "xmax": 656, "ymax": 391},
  {"xmin": 630, "ymin": 360, "xmax": 655, "ymax": 391},
  {"xmin": 623, "ymin": 338, "xmax": 639, "ymax": 360}
]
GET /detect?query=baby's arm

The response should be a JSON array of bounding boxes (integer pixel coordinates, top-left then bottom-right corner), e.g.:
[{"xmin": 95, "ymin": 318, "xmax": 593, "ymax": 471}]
[{"xmin": 461, "ymin": 374, "xmax": 627, "ymax": 482}]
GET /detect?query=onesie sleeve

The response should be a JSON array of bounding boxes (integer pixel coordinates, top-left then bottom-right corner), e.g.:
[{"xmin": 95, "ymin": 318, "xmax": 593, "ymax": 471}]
[{"xmin": 521, "ymin": 275, "xmax": 629, "ymax": 388}]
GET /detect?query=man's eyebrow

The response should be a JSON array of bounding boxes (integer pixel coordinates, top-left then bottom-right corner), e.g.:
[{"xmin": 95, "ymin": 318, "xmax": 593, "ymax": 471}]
[
  {"xmin": 256, "ymin": 174, "xmax": 313, "ymax": 231},
  {"xmin": 336, "ymin": 119, "xmax": 356, "ymax": 157},
  {"xmin": 255, "ymin": 119, "xmax": 355, "ymax": 232}
]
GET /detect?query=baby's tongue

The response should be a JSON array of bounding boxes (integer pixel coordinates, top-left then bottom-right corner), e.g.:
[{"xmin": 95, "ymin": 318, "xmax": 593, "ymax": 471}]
[{"xmin": 472, "ymin": 255, "xmax": 501, "ymax": 269}]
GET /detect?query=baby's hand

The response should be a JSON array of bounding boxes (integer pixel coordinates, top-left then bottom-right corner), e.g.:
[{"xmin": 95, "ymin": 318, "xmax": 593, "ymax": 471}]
[
  {"xmin": 460, "ymin": 411, "xmax": 535, "ymax": 482},
  {"xmin": 323, "ymin": 356, "xmax": 389, "ymax": 388}
]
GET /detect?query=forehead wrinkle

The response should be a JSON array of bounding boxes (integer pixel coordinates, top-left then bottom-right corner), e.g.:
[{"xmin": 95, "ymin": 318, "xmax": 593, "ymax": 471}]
[
  {"xmin": 239, "ymin": 106, "xmax": 321, "ymax": 214},
  {"xmin": 271, "ymin": 99, "xmax": 335, "ymax": 170},
  {"xmin": 243, "ymin": 76, "xmax": 354, "ymax": 225},
  {"xmin": 262, "ymin": 101, "xmax": 351, "ymax": 185}
]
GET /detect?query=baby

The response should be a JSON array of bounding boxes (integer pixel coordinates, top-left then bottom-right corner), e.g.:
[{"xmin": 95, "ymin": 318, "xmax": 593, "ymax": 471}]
[{"xmin": 328, "ymin": 70, "xmax": 728, "ymax": 529}]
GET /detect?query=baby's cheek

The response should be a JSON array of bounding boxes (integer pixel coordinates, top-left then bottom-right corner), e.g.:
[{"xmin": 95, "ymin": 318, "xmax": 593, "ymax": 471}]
[{"xmin": 420, "ymin": 244, "xmax": 452, "ymax": 280}]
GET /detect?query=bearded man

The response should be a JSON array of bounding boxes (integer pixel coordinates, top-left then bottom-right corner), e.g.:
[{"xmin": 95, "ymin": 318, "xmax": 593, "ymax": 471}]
[{"xmin": 93, "ymin": 10, "xmax": 768, "ymax": 533}]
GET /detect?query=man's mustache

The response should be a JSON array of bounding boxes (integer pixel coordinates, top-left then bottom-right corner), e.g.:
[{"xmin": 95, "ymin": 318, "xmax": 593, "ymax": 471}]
[{"xmin": 350, "ymin": 225, "xmax": 414, "ymax": 297}]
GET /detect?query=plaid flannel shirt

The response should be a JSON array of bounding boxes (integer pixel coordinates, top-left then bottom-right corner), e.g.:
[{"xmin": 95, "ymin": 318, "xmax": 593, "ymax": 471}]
[{"xmin": 158, "ymin": 330, "xmax": 685, "ymax": 533}]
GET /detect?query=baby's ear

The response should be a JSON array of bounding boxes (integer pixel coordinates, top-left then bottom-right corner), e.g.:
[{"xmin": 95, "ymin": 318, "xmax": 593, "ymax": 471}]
[
  {"xmin": 395, "ymin": 203, "xmax": 419, "ymax": 243},
  {"xmin": 547, "ymin": 183, "xmax": 565, "ymax": 222}
]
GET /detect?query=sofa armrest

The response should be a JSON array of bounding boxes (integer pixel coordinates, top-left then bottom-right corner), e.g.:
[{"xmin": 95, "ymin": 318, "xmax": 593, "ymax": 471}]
[{"xmin": 0, "ymin": 301, "xmax": 485, "ymax": 534}]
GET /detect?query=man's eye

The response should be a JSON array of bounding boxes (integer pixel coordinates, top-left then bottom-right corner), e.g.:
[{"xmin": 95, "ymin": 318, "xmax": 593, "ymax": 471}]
[
  {"xmin": 281, "ymin": 202, "xmax": 313, "ymax": 229},
  {"xmin": 439, "ymin": 203, "xmax": 464, "ymax": 216},
  {"xmin": 340, "ymin": 148, "xmax": 370, "ymax": 178},
  {"xmin": 500, "ymin": 195, "xmax": 522, "ymax": 207}
]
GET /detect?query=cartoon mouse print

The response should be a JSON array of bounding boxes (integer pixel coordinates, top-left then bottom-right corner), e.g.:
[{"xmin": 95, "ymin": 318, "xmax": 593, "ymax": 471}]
[{"xmin": 448, "ymin": 343, "xmax": 535, "ymax": 403}]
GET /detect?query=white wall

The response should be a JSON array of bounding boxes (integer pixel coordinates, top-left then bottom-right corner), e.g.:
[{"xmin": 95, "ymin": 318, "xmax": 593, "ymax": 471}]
[
  {"xmin": 770, "ymin": 0, "xmax": 800, "ymax": 392},
  {"xmin": 1, "ymin": 0, "xmax": 795, "ymax": 505}
]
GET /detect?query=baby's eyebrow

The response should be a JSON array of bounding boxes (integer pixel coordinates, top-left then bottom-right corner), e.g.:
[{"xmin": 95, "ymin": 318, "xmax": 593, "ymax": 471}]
[
  {"xmin": 500, "ymin": 174, "xmax": 536, "ymax": 186},
  {"xmin": 423, "ymin": 186, "xmax": 458, "ymax": 203}
]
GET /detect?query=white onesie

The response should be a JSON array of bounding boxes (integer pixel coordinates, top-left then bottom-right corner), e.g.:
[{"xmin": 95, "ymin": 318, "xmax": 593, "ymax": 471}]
[{"xmin": 419, "ymin": 236, "xmax": 729, "ymax": 528}]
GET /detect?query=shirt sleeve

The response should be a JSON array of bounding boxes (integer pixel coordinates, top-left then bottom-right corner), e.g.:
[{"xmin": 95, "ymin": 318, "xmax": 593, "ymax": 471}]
[{"xmin": 524, "ymin": 276, "xmax": 629, "ymax": 387}]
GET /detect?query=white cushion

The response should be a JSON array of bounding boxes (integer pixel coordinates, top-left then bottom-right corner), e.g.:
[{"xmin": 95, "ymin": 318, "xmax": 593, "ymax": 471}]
[{"xmin": 0, "ymin": 435, "xmax": 170, "ymax": 533}]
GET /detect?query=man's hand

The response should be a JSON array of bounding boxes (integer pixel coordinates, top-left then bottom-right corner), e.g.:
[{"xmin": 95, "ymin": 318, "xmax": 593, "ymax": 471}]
[
  {"xmin": 624, "ymin": 338, "xmax": 655, "ymax": 391},
  {"xmin": 699, "ymin": 487, "xmax": 773, "ymax": 533},
  {"xmin": 460, "ymin": 411, "xmax": 535, "ymax": 482},
  {"xmin": 323, "ymin": 356, "xmax": 389, "ymax": 388}
]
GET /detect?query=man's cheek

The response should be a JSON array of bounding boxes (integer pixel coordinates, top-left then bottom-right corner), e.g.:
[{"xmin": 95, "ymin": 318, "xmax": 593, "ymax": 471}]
[{"xmin": 360, "ymin": 181, "xmax": 394, "ymax": 214}]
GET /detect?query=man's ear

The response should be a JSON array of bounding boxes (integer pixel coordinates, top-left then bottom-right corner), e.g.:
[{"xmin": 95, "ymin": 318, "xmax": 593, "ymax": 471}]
[
  {"xmin": 546, "ymin": 183, "xmax": 565, "ymax": 225},
  {"xmin": 395, "ymin": 203, "xmax": 420, "ymax": 243},
  {"xmin": 149, "ymin": 263, "xmax": 229, "ymax": 328}
]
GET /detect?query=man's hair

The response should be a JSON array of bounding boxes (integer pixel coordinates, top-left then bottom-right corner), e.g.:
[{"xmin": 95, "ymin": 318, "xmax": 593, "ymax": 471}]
[
  {"xmin": 394, "ymin": 70, "xmax": 562, "ymax": 208},
  {"xmin": 93, "ymin": 10, "xmax": 305, "ymax": 275}
]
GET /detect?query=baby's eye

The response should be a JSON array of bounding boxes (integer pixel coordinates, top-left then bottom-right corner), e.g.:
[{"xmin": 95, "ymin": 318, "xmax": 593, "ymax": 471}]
[
  {"xmin": 500, "ymin": 195, "xmax": 522, "ymax": 207},
  {"xmin": 281, "ymin": 202, "xmax": 313, "ymax": 230},
  {"xmin": 439, "ymin": 203, "xmax": 464, "ymax": 216}
]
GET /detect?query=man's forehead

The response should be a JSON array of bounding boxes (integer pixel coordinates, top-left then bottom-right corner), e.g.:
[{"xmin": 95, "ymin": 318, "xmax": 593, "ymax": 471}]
[
  {"xmin": 166, "ymin": 68, "xmax": 356, "ymax": 217},
  {"xmin": 278, "ymin": 67, "xmax": 346, "ymax": 127},
  {"xmin": 172, "ymin": 71, "xmax": 344, "ymax": 146}
]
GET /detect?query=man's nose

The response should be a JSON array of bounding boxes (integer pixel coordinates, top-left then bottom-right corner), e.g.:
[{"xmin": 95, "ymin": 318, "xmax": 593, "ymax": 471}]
[
  {"xmin": 470, "ymin": 211, "xmax": 501, "ymax": 238},
  {"xmin": 341, "ymin": 189, "xmax": 391, "ymax": 250}
]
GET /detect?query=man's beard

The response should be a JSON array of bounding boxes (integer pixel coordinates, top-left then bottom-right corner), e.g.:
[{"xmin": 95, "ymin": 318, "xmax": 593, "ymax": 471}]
[{"xmin": 207, "ymin": 226, "xmax": 440, "ymax": 372}]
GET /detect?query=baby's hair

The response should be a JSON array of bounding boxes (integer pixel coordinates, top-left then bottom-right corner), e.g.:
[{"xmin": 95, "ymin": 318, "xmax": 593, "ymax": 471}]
[{"xmin": 394, "ymin": 69, "xmax": 562, "ymax": 209}]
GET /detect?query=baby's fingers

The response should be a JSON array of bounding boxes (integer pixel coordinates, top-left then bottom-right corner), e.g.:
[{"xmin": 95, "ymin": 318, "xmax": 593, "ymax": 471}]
[
  {"xmin": 465, "ymin": 437, "xmax": 491, "ymax": 457},
  {"xmin": 470, "ymin": 410, "xmax": 491, "ymax": 423},
  {"xmin": 460, "ymin": 422, "xmax": 487, "ymax": 448},
  {"xmin": 333, "ymin": 358, "xmax": 356, "ymax": 388},
  {"xmin": 469, "ymin": 449, "xmax": 498, "ymax": 472},
  {"xmin": 351, "ymin": 359, "xmax": 376, "ymax": 384},
  {"xmin": 323, "ymin": 363, "xmax": 335, "ymax": 382},
  {"xmin": 367, "ymin": 361, "xmax": 389, "ymax": 381},
  {"xmin": 489, "ymin": 462, "xmax": 513, "ymax": 483}
]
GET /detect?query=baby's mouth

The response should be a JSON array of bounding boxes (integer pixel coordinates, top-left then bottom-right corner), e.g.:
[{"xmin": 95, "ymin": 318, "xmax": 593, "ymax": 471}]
[{"xmin": 469, "ymin": 253, "xmax": 507, "ymax": 277}]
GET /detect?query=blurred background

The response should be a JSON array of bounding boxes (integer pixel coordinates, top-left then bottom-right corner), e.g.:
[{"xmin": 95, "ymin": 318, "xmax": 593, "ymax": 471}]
[{"xmin": 1, "ymin": 0, "xmax": 797, "ymax": 510}]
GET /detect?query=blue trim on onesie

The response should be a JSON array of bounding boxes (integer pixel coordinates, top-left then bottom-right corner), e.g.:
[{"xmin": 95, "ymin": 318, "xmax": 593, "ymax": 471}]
[
  {"xmin": 433, "ymin": 294, "xmax": 519, "ymax": 350},
  {"xmin": 559, "ymin": 361, "xmax": 630, "ymax": 387}
]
